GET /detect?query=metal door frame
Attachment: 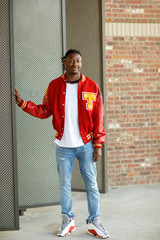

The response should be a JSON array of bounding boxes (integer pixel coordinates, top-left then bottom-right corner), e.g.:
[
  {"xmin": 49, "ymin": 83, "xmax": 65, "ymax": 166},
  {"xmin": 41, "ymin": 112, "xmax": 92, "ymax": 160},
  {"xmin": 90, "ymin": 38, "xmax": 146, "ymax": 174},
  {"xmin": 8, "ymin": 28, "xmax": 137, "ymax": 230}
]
[
  {"xmin": 0, "ymin": 0, "xmax": 19, "ymax": 231},
  {"xmin": 101, "ymin": 0, "xmax": 108, "ymax": 193}
]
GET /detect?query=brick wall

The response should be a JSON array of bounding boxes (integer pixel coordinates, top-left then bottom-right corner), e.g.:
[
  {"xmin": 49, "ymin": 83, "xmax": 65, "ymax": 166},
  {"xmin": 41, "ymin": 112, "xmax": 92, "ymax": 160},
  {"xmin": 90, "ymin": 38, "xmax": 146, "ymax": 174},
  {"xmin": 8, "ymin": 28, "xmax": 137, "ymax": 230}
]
[
  {"xmin": 105, "ymin": 0, "xmax": 160, "ymax": 23},
  {"xmin": 105, "ymin": 0, "xmax": 160, "ymax": 187}
]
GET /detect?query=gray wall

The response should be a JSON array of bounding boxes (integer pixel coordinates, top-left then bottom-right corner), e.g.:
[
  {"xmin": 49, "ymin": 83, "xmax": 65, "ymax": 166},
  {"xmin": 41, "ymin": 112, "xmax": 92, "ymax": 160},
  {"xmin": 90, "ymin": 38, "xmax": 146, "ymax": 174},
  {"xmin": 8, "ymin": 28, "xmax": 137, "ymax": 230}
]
[{"xmin": 65, "ymin": 0, "xmax": 106, "ymax": 192}]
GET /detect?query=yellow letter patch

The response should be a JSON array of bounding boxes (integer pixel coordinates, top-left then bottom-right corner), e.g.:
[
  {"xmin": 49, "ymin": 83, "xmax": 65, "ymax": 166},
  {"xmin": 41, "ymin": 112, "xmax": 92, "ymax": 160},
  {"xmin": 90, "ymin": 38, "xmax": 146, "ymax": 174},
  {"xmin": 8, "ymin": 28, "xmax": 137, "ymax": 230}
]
[{"xmin": 82, "ymin": 92, "xmax": 96, "ymax": 110}]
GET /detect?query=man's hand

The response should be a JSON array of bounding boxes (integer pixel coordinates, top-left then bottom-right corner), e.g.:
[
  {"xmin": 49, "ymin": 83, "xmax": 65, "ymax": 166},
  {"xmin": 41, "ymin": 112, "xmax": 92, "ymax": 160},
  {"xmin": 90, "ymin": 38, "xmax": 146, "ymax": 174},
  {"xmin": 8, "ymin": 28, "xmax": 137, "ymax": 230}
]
[
  {"xmin": 93, "ymin": 148, "xmax": 102, "ymax": 162},
  {"xmin": 13, "ymin": 88, "xmax": 22, "ymax": 105}
]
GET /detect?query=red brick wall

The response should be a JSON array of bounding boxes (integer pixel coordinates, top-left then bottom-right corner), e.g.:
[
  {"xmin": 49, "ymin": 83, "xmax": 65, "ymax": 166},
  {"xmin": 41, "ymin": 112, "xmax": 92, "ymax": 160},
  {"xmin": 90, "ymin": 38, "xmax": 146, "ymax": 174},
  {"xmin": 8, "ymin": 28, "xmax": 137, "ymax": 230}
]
[
  {"xmin": 105, "ymin": 0, "xmax": 160, "ymax": 187},
  {"xmin": 105, "ymin": 0, "xmax": 160, "ymax": 23}
]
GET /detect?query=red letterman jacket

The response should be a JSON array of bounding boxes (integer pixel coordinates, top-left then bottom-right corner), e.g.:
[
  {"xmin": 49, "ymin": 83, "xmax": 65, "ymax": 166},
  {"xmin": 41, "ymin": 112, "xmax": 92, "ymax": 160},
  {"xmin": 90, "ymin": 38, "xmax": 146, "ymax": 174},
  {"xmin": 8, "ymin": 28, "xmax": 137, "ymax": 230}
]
[{"xmin": 18, "ymin": 73, "xmax": 106, "ymax": 148}]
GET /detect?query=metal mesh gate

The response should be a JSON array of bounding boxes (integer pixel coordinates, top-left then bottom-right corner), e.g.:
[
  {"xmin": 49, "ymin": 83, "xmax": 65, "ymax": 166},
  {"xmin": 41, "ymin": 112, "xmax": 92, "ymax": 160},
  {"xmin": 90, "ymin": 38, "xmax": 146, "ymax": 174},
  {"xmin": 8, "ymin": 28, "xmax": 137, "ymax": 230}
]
[
  {"xmin": 0, "ymin": 0, "xmax": 19, "ymax": 230},
  {"xmin": 12, "ymin": 0, "xmax": 63, "ymax": 208}
]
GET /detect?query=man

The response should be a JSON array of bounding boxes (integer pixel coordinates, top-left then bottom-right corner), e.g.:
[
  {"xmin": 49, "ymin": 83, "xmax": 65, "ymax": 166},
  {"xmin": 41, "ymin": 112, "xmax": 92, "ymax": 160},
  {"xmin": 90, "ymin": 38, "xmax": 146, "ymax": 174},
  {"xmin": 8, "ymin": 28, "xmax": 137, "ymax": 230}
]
[{"xmin": 13, "ymin": 49, "xmax": 110, "ymax": 239}]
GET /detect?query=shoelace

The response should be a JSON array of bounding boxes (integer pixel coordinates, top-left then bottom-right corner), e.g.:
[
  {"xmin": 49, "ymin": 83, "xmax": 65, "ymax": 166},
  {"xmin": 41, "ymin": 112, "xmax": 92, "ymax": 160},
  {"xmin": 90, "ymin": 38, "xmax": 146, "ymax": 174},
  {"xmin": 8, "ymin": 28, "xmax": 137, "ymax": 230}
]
[{"xmin": 95, "ymin": 223, "xmax": 107, "ymax": 234}]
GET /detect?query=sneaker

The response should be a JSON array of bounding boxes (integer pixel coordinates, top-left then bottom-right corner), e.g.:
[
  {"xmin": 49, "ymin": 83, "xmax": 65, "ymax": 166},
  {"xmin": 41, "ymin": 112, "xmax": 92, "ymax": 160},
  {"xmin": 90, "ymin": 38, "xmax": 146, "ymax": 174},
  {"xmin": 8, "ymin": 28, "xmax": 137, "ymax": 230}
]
[
  {"xmin": 88, "ymin": 217, "xmax": 110, "ymax": 239},
  {"xmin": 57, "ymin": 214, "xmax": 76, "ymax": 237}
]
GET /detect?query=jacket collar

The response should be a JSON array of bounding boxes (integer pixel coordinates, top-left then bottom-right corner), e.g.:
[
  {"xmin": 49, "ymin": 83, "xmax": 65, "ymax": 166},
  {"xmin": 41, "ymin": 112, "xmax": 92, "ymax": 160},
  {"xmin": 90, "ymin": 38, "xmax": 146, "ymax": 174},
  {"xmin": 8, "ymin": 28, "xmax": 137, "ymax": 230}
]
[{"xmin": 61, "ymin": 73, "xmax": 86, "ymax": 83}]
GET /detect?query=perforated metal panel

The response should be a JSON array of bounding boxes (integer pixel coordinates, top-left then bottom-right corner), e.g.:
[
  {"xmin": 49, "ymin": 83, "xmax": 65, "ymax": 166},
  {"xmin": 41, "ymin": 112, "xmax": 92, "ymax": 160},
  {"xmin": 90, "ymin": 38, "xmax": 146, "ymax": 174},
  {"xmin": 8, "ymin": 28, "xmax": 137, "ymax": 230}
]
[
  {"xmin": 12, "ymin": 0, "xmax": 63, "ymax": 208},
  {"xmin": 0, "ymin": 0, "xmax": 19, "ymax": 230}
]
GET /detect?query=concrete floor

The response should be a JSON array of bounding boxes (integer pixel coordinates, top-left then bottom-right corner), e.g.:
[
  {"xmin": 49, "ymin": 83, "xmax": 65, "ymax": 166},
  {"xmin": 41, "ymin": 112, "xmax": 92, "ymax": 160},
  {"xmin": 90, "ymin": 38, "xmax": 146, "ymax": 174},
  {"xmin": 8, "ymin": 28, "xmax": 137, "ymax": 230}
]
[{"xmin": 1, "ymin": 184, "xmax": 160, "ymax": 240}]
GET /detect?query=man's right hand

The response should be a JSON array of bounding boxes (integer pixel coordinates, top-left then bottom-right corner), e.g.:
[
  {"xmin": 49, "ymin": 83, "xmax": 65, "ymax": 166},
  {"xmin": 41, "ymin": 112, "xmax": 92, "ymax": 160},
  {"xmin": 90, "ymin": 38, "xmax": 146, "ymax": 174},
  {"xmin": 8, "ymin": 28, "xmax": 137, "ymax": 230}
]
[{"xmin": 13, "ymin": 88, "xmax": 22, "ymax": 105}]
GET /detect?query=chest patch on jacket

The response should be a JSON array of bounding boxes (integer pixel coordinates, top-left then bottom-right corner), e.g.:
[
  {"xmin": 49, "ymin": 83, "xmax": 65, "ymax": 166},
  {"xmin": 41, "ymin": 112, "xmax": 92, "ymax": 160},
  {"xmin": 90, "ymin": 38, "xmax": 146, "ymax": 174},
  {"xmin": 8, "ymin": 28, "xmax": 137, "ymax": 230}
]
[{"xmin": 82, "ymin": 92, "xmax": 96, "ymax": 110}]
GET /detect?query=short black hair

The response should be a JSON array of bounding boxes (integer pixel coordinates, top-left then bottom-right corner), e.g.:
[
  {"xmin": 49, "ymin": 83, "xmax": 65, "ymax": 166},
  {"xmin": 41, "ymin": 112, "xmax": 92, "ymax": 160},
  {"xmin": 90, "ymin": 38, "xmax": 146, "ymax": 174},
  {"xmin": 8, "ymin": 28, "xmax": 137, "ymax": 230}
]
[{"xmin": 63, "ymin": 49, "xmax": 82, "ymax": 61}]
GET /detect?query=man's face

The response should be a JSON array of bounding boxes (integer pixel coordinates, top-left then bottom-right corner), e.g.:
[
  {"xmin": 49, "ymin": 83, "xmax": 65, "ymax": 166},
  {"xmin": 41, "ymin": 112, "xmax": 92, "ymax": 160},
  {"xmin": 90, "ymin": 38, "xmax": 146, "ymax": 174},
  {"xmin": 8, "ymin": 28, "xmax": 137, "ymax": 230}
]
[{"xmin": 64, "ymin": 53, "xmax": 82, "ymax": 74}]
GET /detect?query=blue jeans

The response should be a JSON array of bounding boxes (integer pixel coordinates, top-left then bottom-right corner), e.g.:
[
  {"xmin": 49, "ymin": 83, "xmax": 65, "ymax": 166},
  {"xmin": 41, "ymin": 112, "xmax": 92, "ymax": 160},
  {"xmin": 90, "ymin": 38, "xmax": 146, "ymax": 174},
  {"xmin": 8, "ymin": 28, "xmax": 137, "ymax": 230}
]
[{"xmin": 56, "ymin": 141, "xmax": 100, "ymax": 222}]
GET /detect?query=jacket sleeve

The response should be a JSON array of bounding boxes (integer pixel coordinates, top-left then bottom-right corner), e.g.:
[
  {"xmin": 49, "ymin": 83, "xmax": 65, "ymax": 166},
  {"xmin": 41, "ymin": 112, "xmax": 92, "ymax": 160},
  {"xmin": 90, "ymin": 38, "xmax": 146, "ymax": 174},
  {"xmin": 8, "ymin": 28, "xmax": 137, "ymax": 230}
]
[
  {"xmin": 92, "ymin": 88, "xmax": 106, "ymax": 148},
  {"xmin": 18, "ymin": 88, "xmax": 52, "ymax": 119}
]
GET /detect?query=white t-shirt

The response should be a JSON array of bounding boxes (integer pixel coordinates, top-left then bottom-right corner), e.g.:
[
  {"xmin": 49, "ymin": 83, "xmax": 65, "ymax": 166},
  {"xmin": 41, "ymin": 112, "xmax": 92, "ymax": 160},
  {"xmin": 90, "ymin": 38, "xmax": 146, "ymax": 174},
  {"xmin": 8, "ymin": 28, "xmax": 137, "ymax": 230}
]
[{"xmin": 54, "ymin": 83, "xmax": 84, "ymax": 147}]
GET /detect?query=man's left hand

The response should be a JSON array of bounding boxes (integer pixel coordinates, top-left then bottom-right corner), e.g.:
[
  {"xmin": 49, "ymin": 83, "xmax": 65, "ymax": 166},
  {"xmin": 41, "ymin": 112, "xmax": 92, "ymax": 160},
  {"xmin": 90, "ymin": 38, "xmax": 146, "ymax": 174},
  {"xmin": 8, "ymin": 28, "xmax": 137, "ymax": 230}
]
[{"xmin": 93, "ymin": 148, "xmax": 102, "ymax": 162}]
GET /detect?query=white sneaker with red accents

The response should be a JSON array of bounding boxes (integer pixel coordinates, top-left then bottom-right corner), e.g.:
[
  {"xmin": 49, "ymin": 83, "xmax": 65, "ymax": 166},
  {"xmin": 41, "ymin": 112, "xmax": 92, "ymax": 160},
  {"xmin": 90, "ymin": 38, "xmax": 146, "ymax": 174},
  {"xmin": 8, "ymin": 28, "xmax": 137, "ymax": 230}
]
[
  {"xmin": 88, "ymin": 217, "xmax": 110, "ymax": 239},
  {"xmin": 57, "ymin": 214, "xmax": 76, "ymax": 237}
]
